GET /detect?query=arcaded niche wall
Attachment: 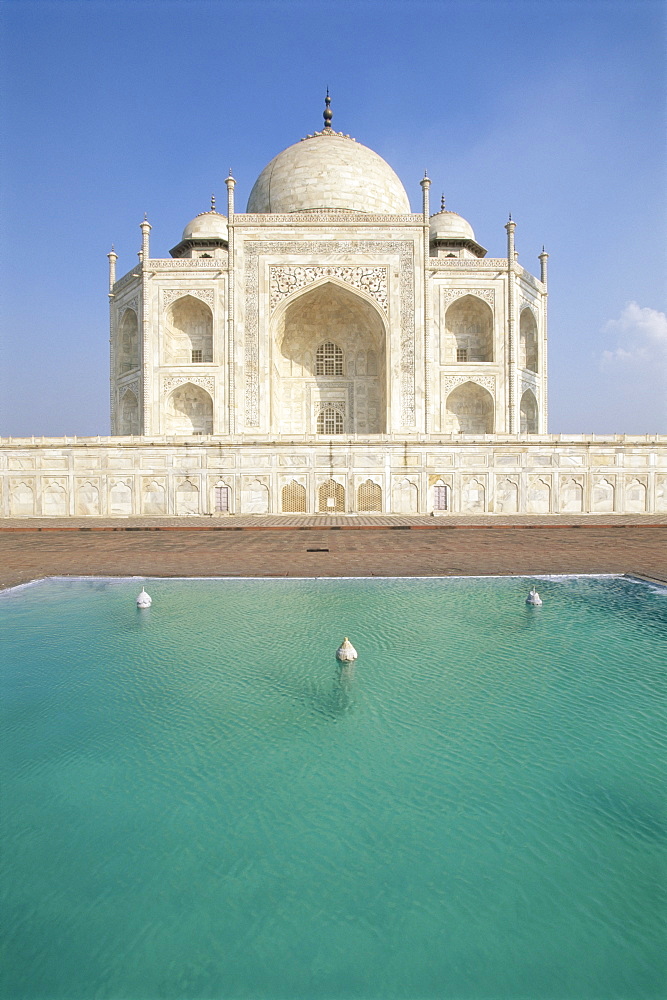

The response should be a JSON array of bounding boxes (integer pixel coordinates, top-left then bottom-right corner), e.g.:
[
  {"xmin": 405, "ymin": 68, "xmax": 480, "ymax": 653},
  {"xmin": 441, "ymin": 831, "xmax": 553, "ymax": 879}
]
[{"xmin": 1, "ymin": 437, "xmax": 665, "ymax": 517}]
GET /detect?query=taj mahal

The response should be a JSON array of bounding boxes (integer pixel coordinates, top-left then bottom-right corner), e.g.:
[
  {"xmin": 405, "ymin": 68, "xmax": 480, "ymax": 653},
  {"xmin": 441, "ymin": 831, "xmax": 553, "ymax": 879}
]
[{"xmin": 1, "ymin": 97, "xmax": 665, "ymax": 517}]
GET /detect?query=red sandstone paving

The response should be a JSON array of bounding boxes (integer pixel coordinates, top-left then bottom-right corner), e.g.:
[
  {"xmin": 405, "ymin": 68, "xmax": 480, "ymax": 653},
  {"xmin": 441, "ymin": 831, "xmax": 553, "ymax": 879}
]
[{"xmin": 1, "ymin": 516, "xmax": 665, "ymax": 589}]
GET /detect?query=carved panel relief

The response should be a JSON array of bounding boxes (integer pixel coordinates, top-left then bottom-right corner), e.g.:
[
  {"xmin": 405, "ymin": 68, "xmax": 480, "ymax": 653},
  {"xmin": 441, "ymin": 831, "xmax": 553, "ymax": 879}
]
[
  {"xmin": 245, "ymin": 241, "xmax": 415, "ymax": 428},
  {"xmin": 162, "ymin": 288, "xmax": 215, "ymax": 309},
  {"xmin": 269, "ymin": 266, "xmax": 388, "ymax": 313}
]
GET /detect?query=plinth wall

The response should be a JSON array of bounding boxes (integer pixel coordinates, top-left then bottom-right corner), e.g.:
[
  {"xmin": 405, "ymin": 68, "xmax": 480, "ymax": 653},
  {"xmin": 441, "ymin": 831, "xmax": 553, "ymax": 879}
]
[{"xmin": 1, "ymin": 436, "xmax": 665, "ymax": 517}]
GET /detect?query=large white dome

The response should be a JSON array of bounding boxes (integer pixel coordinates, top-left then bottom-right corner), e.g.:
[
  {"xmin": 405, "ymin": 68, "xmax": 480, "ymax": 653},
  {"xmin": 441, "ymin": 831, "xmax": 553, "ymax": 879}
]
[{"xmin": 246, "ymin": 131, "xmax": 411, "ymax": 215}]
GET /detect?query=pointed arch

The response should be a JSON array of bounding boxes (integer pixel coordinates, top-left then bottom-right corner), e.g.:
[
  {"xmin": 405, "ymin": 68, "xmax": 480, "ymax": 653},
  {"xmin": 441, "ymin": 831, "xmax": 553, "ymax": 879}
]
[
  {"xmin": 143, "ymin": 480, "xmax": 166, "ymax": 515},
  {"xmin": 119, "ymin": 388, "xmax": 140, "ymax": 435},
  {"xmin": 592, "ymin": 478, "xmax": 614, "ymax": 513},
  {"xmin": 495, "ymin": 478, "xmax": 519, "ymax": 513},
  {"xmin": 445, "ymin": 295, "xmax": 494, "ymax": 363},
  {"xmin": 625, "ymin": 478, "xmax": 647, "ymax": 513},
  {"xmin": 357, "ymin": 479, "xmax": 382, "ymax": 512},
  {"xmin": 76, "ymin": 481, "xmax": 100, "ymax": 516},
  {"xmin": 175, "ymin": 479, "xmax": 199, "ymax": 515},
  {"xmin": 271, "ymin": 280, "xmax": 387, "ymax": 435},
  {"xmin": 164, "ymin": 295, "xmax": 213, "ymax": 365},
  {"xmin": 462, "ymin": 478, "xmax": 486, "ymax": 513},
  {"xmin": 394, "ymin": 478, "xmax": 418, "ymax": 514},
  {"xmin": 165, "ymin": 383, "xmax": 213, "ymax": 435},
  {"xmin": 318, "ymin": 479, "xmax": 345, "ymax": 513},
  {"xmin": 10, "ymin": 482, "xmax": 34, "ymax": 516},
  {"xmin": 317, "ymin": 406, "xmax": 344, "ymax": 435},
  {"xmin": 243, "ymin": 479, "xmax": 269, "ymax": 514},
  {"xmin": 519, "ymin": 307, "xmax": 538, "ymax": 372},
  {"xmin": 560, "ymin": 478, "xmax": 583, "ymax": 513},
  {"xmin": 118, "ymin": 307, "xmax": 139, "ymax": 373},
  {"xmin": 444, "ymin": 381, "xmax": 494, "ymax": 434},
  {"xmin": 520, "ymin": 389, "xmax": 538, "ymax": 434},
  {"xmin": 527, "ymin": 478, "xmax": 551, "ymax": 514},
  {"xmin": 282, "ymin": 480, "xmax": 307, "ymax": 513},
  {"xmin": 110, "ymin": 481, "xmax": 133, "ymax": 516},
  {"xmin": 43, "ymin": 482, "xmax": 67, "ymax": 516}
]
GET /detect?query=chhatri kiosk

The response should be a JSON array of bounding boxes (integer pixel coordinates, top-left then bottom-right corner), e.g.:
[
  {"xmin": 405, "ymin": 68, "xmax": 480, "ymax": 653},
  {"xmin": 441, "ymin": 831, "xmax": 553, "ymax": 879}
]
[{"xmin": 1, "ymin": 98, "xmax": 664, "ymax": 517}]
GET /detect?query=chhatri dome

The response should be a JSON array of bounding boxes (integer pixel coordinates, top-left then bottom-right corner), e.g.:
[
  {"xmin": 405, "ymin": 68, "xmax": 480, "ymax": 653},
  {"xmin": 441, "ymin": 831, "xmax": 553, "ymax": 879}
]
[
  {"xmin": 246, "ymin": 93, "xmax": 411, "ymax": 215},
  {"xmin": 181, "ymin": 209, "xmax": 228, "ymax": 241}
]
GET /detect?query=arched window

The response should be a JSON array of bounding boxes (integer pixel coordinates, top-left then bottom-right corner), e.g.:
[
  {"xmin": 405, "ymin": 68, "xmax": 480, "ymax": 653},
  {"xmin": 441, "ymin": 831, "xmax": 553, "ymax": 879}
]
[
  {"xmin": 318, "ymin": 479, "xmax": 345, "ymax": 513},
  {"xmin": 118, "ymin": 308, "xmax": 139, "ymax": 373},
  {"xmin": 357, "ymin": 480, "xmax": 382, "ymax": 512},
  {"xmin": 317, "ymin": 406, "xmax": 344, "ymax": 435},
  {"xmin": 445, "ymin": 295, "xmax": 494, "ymax": 363},
  {"xmin": 519, "ymin": 309, "xmax": 538, "ymax": 373},
  {"xmin": 316, "ymin": 342, "xmax": 343, "ymax": 376},
  {"xmin": 520, "ymin": 389, "xmax": 538, "ymax": 434},
  {"xmin": 165, "ymin": 295, "xmax": 213, "ymax": 365},
  {"xmin": 282, "ymin": 480, "xmax": 307, "ymax": 513},
  {"xmin": 444, "ymin": 382, "xmax": 494, "ymax": 434}
]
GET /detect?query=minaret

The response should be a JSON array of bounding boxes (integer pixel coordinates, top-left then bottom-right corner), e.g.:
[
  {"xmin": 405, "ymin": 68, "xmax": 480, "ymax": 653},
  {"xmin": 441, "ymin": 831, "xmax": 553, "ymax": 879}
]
[
  {"xmin": 108, "ymin": 246, "xmax": 118, "ymax": 432},
  {"xmin": 539, "ymin": 247, "xmax": 549, "ymax": 290},
  {"xmin": 107, "ymin": 246, "xmax": 117, "ymax": 295},
  {"xmin": 505, "ymin": 215, "xmax": 517, "ymax": 433},
  {"xmin": 420, "ymin": 171, "xmax": 431, "ymax": 432},
  {"xmin": 226, "ymin": 170, "xmax": 236, "ymax": 434},
  {"xmin": 140, "ymin": 216, "xmax": 151, "ymax": 434},
  {"xmin": 539, "ymin": 248, "xmax": 549, "ymax": 431},
  {"xmin": 140, "ymin": 214, "xmax": 151, "ymax": 262}
]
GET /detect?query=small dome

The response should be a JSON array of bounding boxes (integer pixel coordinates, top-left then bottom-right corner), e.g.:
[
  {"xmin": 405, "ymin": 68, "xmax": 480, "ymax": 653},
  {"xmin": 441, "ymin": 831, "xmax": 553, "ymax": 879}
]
[
  {"xmin": 429, "ymin": 210, "xmax": 475, "ymax": 242},
  {"xmin": 182, "ymin": 211, "xmax": 228, "ymax": 241},
  {"xmin": 247, "ymin": 132, "xmax": 411, "ymax": 215}
]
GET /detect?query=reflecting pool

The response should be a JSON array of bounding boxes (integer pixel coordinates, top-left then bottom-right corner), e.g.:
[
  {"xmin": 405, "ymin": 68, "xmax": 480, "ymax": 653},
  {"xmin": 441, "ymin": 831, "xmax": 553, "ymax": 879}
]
[{"xmin": 1, "ymin": 576, "xmax": 665, "ymax": 999}]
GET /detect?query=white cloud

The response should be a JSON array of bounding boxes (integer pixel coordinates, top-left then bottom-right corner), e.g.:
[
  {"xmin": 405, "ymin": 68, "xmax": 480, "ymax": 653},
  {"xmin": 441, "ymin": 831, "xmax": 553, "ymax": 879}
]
[
  {"xmin": 592, "ymin": 302, "xmax": 667, "ymax": 433},
  {"xmin": 601, "ymin": 302, "xmax": 667, "ymax": 368}
]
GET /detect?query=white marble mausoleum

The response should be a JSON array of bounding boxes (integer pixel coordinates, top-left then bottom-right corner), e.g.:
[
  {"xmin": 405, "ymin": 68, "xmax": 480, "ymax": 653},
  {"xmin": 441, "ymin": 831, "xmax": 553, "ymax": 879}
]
[{"xmin": 1, "ymin": 98, "xmax": 665, "ymax": 517}]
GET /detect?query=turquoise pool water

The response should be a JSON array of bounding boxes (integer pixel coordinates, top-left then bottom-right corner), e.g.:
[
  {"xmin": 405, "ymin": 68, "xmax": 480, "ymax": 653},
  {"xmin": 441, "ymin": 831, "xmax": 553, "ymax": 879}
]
[{"xmin": 1, "ymin": 575, "xmax": 665, "ymax": 1000}]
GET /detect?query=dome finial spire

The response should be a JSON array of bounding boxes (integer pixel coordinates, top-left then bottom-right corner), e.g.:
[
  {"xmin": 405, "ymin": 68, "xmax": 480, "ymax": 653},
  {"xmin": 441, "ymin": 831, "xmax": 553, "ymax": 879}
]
[
  {"xmin": 211, "ymin": 193, "xmax": 216, "ymax": 212},
  {"xmin": 323, "ymin": 88, "xmax": 333, "ymax": 130},
  {"xmin": 440, "ymin": 193, "xmax": 446, "ymax": 212}
]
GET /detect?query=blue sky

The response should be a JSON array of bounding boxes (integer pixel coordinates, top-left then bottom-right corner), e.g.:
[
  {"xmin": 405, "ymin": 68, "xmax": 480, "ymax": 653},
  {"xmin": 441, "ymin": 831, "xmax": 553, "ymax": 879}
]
[{"xmin": 1, "ymin": 0, "xmax": 665, "ymax": 436}]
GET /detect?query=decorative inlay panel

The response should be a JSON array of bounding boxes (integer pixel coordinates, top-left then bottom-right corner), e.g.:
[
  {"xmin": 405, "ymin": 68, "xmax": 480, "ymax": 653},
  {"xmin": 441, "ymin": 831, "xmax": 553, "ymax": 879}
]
[
  {"xmin": 123, "ymin": 296, "xmax": 139, "ymax": 315},
  {"xmin": 119, "ymin": 378, "xmax": 140, "ymax": 399},
  {"xmin": 269, "ymin": 266, "xmax": 387, "ymax": 313},
  {"xmin": 238, "ymin": 213, "xmax": 421, "ymax": 225},
  {"xmin": 147, "ymin": 258, "xmax": 226, "ymax": 269},
  {"xmin": 244, "ymin": 241, "xmax": 415, "ymax": 428},
  {"xmin": 162, "ymin": 375, "xmax": 215, "ymax": 396},
  {"xmin": 316, "ymin": 400, "xmax": 346, "ymax": 414},
  {"xmin": 440, "ymin": 287, "xmax": 495, "ymax": 309},
  {"xmin": 520, "ymin": 378, "xmax": 538, "ymax": 396},
  {"xmin": 442, "ymin": 375, "xmax": 496, "ymax": 397},
  {"xmin": 429, "ymin": 259, "xmax": 508, "ymax": 270},
  {"xmin": 162, "ymin": 288, "xmax": 215, "ymax": 309}
]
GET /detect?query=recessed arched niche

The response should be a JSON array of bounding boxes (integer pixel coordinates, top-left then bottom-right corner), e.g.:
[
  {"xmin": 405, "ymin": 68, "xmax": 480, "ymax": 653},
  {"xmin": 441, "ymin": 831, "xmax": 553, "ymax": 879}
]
[
  {"xmin": 520, "ymin": 389, "xmax": 538, "ymax": 434},
  {"xmin": 119, "ymin": 389, "xmax": 139, "ymax": 435},
  {"xmin": 444, "ymin": 295, "xmax": 493, "ymax": 363},
  {"xmin": 165, "ymin": 383, "xmax": 213, "ymax": 435},
  {"xmin": 519, "ymin": 308, "xmax": 538, "ymax": 373},
  {"xmin": 118, "ymin": 308, "xmax": 139, "ymax": 374},
  {"xmin": 164, "ymin": 295, "xmax": 213, "ymax": 366},
  {"xmin": 444, "ymin": 381, "xmax": 494, "ymax": 434},
  {"xmin": 272, "ymin": 281, "xmax": 386, "ymax": 434}
]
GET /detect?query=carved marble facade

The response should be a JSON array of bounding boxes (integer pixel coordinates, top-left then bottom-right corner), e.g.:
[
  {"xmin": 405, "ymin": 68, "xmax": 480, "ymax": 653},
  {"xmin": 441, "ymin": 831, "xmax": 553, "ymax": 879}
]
[{"xmin": 2, "ymin": 113, "xmax": 664, "ymax": 518}]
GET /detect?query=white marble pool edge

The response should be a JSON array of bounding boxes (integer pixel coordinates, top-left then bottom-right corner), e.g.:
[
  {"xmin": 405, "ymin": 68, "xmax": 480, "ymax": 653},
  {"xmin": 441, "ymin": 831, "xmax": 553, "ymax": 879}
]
[{"xmin": 2, "ymin": 572, "xmax": 666, "ymax": 596}]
